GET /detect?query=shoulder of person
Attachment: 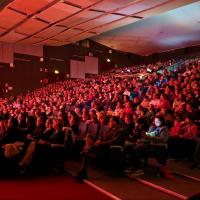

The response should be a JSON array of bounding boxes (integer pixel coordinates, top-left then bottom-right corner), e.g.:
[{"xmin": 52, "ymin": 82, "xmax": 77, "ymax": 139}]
[{"xmin": 160, "ymin": 126, "xmax": 169, "ymax": 131}]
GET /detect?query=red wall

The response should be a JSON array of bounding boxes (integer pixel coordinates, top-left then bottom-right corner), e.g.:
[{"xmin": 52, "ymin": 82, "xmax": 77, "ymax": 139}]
[{"xmin": 0, "ymin": 53, "xmax": 46, "ymax": 97}]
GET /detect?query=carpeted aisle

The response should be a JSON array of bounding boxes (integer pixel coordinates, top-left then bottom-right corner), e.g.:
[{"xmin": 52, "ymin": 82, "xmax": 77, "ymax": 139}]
[{"xmin": 0, "ymin": 174, "xmax": 112, "ymax": 200}]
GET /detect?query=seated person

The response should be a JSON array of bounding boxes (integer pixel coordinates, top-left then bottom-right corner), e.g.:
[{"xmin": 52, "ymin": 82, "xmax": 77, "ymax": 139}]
[
  {"xmin": 76, "ymin": 116, "xmax": 123, "ymax": 180},
  {"xmin": 18, "ymin": 118, "xmax": 65, "ymax": 173},
  {"xmin": 23, "ymin": 116, "xmax": 36, "ymax": 136},
  {"xmin": 63, "ymin": 112, "xmax": 82, "ymax": 155},
  {"xmin": 124, "ymin": 117, "xmax": 148, "ymax": 173},
  {"xmin": 180, "ymin": 116, "xmax": 199, "ymax": 139},
  {"xmin": 178, "ymin": 116, "xmax": 199, "ymax": 161},
  {"xmin": 0, "ymin": 117, "xmax": 24, "ymax": 145},
  {"xmin": 127, "ymin": 115, "xmax": 173, "ymax": 179},
  {"xmin": 26, "ymin": 116, "xmax": 46, "ymax": 141},
  {"xmin": 38, "ymin": 118, "xmax": 54, "ymax": 142},
  {"xmin": 168, "ymin": 118, "xmax": 182, "ymax": 159},
  {"xmin": 0, "ymin": 117, "xmax": 24, "ymax": 175}
]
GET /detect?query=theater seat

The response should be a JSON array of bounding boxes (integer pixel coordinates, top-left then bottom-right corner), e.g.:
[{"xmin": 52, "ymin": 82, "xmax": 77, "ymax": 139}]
[
  {"xmin": 77, "ymin": 122, "xmax": 88, "ymax": 139},
  {"xmin": 110, "ymin": 145, "xmax": 124, "ymax": 176},
  {"xmin": 87, "ymin": 124, "xmax": 99, "ymax": 139}
]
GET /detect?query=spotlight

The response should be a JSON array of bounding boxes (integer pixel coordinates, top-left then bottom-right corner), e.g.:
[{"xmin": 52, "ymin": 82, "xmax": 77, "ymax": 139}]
[
  {"xmin": 106, "ymin": 58, "xmax": 111, "ymax": 63},
  {"xmin": 54, "ymin": 70, "xmax": 59, "ymax": 74}
]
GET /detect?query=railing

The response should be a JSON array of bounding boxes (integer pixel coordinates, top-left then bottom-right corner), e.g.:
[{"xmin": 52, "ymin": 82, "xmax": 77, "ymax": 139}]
[{"xmin": 157, "ymin": 60, "xmax": 184, "ymax": 74}]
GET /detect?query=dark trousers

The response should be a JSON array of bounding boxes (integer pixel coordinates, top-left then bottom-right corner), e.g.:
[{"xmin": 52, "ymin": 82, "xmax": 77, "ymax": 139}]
[
  {"xmin": 130, "ymin": 144, "xmax": 167, "ymax": 169},
  {"xmin": 30, "ymin": 144, "xmax": 64, "ymax": 171},
  {"xmin": 80, "ymin": 145, "xmax": 110, "ymax": 173}
]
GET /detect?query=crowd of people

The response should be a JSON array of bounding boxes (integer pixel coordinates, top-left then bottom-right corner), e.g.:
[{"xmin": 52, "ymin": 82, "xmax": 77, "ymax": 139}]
[
  {"xmin": 0, "ymin": 58, "xmax": 199, "ymax": 179},
  {"xmin": 102, "ymin": 59, "xmax": 178, "ymax": 76}
]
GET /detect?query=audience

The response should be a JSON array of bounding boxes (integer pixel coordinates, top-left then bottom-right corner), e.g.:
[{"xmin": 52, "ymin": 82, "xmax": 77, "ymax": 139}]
[{"xmin": 0, "ymin": 58, "xmax": 199, "ymax": 178}]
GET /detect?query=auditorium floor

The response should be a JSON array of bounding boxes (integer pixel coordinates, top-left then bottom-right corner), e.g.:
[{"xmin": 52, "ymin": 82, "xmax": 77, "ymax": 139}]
[
  {"xmin": 0, "ymin": 173, "xmax": 112, "ymax": 200},
  {"xmin": 64, "ymin": 159, "xmax": 200, "ymax": 200},
  {"xmin": 0, "ymin": 159, "xmax": 199, "ymax": 200}
]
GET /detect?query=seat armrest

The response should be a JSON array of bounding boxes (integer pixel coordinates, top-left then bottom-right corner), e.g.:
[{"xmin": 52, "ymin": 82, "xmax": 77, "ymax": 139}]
[
  {"xmin": 110, "ymin": 145, "xmax": 124, "ymax": 151},
  {"xmin": 51, "ymin": 144, "xmax": 64, "ymax": 148}
]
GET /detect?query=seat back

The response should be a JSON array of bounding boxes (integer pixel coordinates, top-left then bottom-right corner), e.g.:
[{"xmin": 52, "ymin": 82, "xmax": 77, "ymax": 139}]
[
  {"xmin": 65, "ymin": 105, "xmax": 71, "ymax": 112},
  {"xmin": 78, "ymin": 122, "xmax": 88, "ymax": 138},
  {"xmin": 87, "ymin": 123, "xmax": 99, "ymax": 139},
  {"xmin": 98, "ymin": 125, "xmax": 109, "ymax": 139},
  {"xmin": 70, "ymin": 105, "xmax": 75, "ymax": 112}
]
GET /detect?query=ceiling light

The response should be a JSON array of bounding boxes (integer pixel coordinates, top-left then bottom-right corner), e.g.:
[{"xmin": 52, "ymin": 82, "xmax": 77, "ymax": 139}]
[
  {"xmin": 106, "ymin": 58, "xmax": 111, "ymax": 63},
  {"xmin": 54, "ymin": 70, "xmax": 59, "ymax": 74}
]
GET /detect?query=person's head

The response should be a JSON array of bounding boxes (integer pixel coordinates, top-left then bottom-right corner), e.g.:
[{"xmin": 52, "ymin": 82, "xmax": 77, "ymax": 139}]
[
  {"xmin": 125, "ymin": 101, "xmax": 132, "ymax": 109},
  {"xmin": 143, "ymin": 96, "xmax": 148, "ymax": 101},
  {"xmin": 91, "ymin": 101, "xmax": 98, "ymax": 110},
  {"xmin": 173, "ymin": 118, "xmax": 181, "ymax": 127},
  {"xmin": 36, "ymin": 116, "xmax": 45, "ymax": 127},
  {"xmin": 35, "ymin": 110, "xmax": 41, "ymax": 118},
  {"xmin": 123, "ymin": 95, "xmax": 129, "ymax": 103},
  {"xmin": 82, "ymin": 107, "xmax": 88, "ymax": 114},
  {"xmin": 58, "ymin": 111, "xmax": 64, "ymax": 120},
  {"xmin": 108, "ymin": 116, "xmax": 119, "ymax": 129},
  {"xmin": 68, "ymin": 113, "xmax": 77, "ymax": 126},
  {"xmin": 160, "ymin": 93, "xmax": 168, "ymax": 101},
  {"xmin": 53, "ymin": 118, "xmax": 63, "ymax": 131},
  {"xmin": 98, "ymin": 111, "xmax": 106, "ymax": 125},
  {"xmin": 89, "ymin": 109, "xmax": 97, "ymax": 119},
  {"xmin": 154, "ymin": 115, "xmax": 165, "ymax": 127},
  {"xmin": 45, "ymin": 118, "xmax": 53, "ymax": 129},
  {"xmin": 75, "ymin": 107, "xmax": 81, "ymax": 114},
  {"xmin": 133, "ymin": 97, "xmax": 140, "ymax": 104},
  {"xmin": 116, "ymin": 101, "xmax": 122, "ymax": 108},
  {"xmin": 184, "ymin": 116, "xmax": 193, "ymax": 124},
  {"xmin": 148, "ymin": 104, "xmax": 154, "ymax": 111},
  {"xmin": 124, "ymin": 114, "xmax": 133, "ymax": 125},
  {"xmin": 82, "ymin": 110, "xmax": 89, "ymax": 121},
  {"xmin": 153, "ymin": 93, "xmax": 159, "ymax": 99},
  {"xmin": 17, "ymin": 113, "xmax": 23, "ymax": 122},
  {"xmin": 186, "ymin": 104, "xmax": 193, "ymax": 112}
]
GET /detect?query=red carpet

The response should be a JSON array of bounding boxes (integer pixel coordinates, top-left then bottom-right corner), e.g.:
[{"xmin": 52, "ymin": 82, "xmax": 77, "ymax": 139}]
[{"xmin": 0, "ymin": 175, "xmax": 112, "ymax": 200}]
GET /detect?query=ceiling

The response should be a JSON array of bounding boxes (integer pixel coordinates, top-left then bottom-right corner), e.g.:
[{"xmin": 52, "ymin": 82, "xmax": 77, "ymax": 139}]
[
  {"xmin": 92, "ymin": 1, "xmax": 200, "ymax": 55},
  {"xmin": 0, "ymin": 0, "xmax": 199, "ymax": 55}
]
